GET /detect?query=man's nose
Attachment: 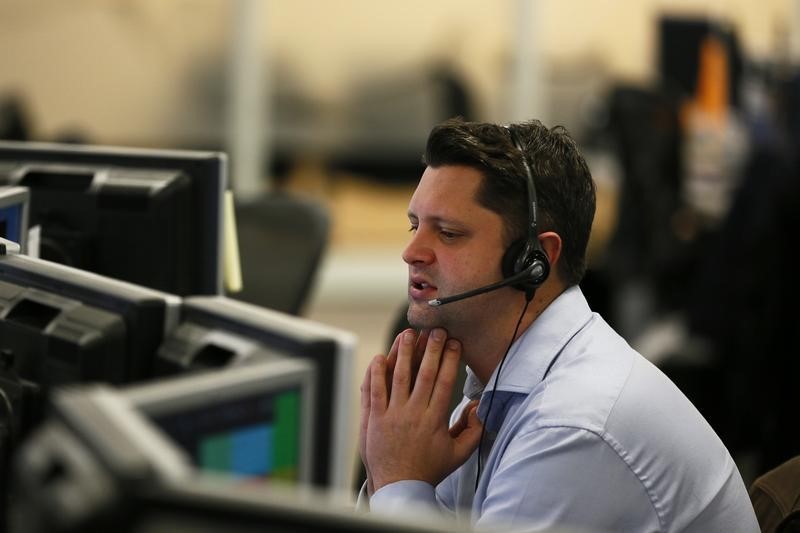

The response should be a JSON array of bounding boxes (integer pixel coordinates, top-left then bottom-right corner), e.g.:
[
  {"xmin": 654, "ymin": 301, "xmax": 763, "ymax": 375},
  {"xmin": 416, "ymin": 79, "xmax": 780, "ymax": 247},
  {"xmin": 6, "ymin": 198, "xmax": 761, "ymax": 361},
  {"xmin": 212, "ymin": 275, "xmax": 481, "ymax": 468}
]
[{"xmin": 402, "ymin": 229, "xmax": 435, "ymax": 266}]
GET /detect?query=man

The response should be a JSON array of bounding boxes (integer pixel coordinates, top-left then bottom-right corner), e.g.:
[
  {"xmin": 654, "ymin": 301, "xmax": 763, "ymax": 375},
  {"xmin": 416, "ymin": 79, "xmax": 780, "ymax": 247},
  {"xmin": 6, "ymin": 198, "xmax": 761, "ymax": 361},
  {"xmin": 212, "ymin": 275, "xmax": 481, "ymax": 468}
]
[{"xmin": 359, "ymin": 118, "xmax": 759, "ymax": 532}]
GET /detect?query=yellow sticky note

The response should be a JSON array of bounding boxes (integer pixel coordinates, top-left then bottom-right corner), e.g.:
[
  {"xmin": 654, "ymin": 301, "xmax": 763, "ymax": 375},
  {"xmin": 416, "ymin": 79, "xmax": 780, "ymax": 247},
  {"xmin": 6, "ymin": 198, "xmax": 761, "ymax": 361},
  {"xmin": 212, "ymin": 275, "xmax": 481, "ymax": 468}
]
[{"xmin": 223, "ymin": 190, "xmax": 243, "ymax": 293}]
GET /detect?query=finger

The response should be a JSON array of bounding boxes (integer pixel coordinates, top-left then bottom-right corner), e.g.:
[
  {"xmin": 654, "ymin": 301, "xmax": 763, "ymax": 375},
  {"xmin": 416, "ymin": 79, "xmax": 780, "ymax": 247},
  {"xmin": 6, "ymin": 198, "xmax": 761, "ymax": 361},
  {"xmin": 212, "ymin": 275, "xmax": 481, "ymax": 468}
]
[
  {"xmin": 384, "ymin": 331, "xmax": 404, "ymax": 396},
  {"xmin": 359, "ymin": 363, "xmax": 371, "ymax": 462},
  {"xmin": 430, "ymin": 338, "xmax": 461, "ymax": 418},
  {"xmin": 386, "ymin": 329, "xmax": 404, "ymax": 370},
  {"xmin": 414, "ymin": 329, "xmax": 430, "ymax": 353},
  {"xmin": 411, "ymin": 329, "xmax": 430, "ymax": 387},
  {"xmin": 360, "ymin": 363, "xmax": 372, "ymax": 432},
  {"xmin": 389, "ymin": 329, "xmax": 416, "ymax": 408},
  {"xmin": 409, "ymin": 327, "xmax": 446, "ymax": 407},
  {"xmin": 369, "ymin": 355, "xmax": 389, "ymax": 415},
  {"xmin": 451, "ymin": 403, "xmax": 484, "ymax": 467}
]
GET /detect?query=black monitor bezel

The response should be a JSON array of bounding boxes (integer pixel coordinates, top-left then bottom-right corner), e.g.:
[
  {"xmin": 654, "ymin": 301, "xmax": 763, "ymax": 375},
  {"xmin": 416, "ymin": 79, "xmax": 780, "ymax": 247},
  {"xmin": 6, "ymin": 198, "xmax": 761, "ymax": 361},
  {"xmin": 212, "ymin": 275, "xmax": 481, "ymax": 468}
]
[{"xmin": 0, "ymin": 140, "xmax": 226, "ymax": 295}]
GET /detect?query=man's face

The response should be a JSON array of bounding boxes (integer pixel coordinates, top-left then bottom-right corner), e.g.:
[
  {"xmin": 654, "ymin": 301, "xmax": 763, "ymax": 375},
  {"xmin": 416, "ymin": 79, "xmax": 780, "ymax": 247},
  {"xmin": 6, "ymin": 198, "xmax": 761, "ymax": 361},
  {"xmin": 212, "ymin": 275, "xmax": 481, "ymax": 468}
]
[{"xmin": 403, "ymin": 165, "xmax": 510, "ymax": 333}]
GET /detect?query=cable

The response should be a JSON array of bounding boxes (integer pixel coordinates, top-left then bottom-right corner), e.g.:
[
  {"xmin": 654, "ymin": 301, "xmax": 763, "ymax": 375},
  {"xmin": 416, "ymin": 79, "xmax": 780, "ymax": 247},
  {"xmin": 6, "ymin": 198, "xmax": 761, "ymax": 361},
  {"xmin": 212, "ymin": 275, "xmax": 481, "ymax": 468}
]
[{"xmin": 474, "ymin": 296, "xmax": 531, "ymax": 492}]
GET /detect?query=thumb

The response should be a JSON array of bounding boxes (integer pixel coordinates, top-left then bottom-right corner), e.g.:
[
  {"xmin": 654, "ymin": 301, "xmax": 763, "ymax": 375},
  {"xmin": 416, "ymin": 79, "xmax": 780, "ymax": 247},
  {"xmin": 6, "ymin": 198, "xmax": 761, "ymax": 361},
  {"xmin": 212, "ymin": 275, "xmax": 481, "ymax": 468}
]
[
  {"xmin": 451, "ymin": 404, "xmax": 483, "ymax": 463},
  {"xmin": 449, "ymin": 399, "xmax": 479, "ymax": 437}
]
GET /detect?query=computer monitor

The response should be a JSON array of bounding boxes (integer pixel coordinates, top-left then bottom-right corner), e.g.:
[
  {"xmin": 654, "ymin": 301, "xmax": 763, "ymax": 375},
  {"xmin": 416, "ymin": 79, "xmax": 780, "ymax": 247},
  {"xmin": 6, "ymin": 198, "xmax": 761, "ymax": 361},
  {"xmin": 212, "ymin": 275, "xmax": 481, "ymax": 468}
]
[
  {"xmin": 9, "ymin": 377, "xmax": 459, "ymax": 533},
  {"xmin": 0, "ymin": 186, "xmax": 28, "ymax": 253},
  {"xmin": 0, "ymin": 251, "xmax": 180, "ymax": 453},
  {"xmin": 0, "ymin": 140, "xmax": 226, "ymax": 295},
  {"xmin": 122, "ymin": 358, "xmax": 316, "ymax": 484},
  {"xmin": 154, "ymin": 296, "xmax": 357, "ymax": 490}
]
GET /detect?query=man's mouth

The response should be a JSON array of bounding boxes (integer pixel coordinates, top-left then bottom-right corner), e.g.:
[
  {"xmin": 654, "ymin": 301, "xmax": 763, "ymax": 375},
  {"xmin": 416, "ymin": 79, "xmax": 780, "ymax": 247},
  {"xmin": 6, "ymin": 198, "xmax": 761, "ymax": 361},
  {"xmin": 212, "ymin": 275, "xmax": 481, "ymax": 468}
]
[{"xmin": 409, "ymin": 278, "xmax": 437, "ymax": 299}]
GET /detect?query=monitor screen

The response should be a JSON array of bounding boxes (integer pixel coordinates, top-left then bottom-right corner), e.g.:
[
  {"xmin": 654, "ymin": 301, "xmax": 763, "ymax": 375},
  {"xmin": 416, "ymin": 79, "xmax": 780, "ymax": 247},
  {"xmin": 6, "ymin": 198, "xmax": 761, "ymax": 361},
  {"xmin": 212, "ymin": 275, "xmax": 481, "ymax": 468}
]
[
  {"xmin": 0, "ymin": 186, "xmax": 28, "ymax": 251},
  {"xmin": 154, "ymin": 296, "xmax": 357, "ymax": 490},
  {"xmin": 0, "ymin": 140, "xmax": 226, "ymax": 295},
  {"xmin": 123, "ymin": 359, "xmax": 316, "ymax": 484},
  {"xmin": 0, "ymin": 252, "xmax": 180, "ymax": 446}
]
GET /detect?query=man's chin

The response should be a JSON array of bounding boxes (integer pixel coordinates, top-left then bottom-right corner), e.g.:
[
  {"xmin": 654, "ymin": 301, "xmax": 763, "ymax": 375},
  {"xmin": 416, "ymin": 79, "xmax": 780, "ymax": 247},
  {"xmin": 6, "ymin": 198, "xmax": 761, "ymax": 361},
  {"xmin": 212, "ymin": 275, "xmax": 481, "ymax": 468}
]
[{"xmin": 407, "ymin": 300, "xmax": 443, "ymax": 330}]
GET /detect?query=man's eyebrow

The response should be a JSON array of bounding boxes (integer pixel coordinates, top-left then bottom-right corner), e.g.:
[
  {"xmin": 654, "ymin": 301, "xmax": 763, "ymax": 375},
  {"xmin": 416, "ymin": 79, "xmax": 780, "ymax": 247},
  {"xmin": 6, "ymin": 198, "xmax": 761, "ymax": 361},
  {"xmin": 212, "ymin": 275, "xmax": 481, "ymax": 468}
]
[{"xmin": 406, "ymin": 211, "xmax": 467, "ymax": 227}]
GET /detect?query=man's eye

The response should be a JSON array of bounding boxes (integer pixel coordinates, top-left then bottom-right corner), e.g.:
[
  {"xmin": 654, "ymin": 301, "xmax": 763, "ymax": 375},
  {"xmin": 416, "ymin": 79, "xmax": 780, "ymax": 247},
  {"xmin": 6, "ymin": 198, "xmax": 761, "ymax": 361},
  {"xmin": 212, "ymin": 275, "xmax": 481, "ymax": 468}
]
[
  {"xmin": 440, "ymin": 230, "xmax": 458, "ymax": 240},
  {"xmin": 408, "ymin": 225, "xmax": 418, "ymax": 233}
]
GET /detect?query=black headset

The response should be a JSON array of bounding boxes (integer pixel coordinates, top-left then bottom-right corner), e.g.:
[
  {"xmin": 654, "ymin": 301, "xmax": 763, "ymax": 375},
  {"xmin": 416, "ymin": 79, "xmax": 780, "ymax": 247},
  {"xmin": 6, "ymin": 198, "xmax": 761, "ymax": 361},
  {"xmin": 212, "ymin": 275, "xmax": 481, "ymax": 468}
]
[{"xmin": 501, "ymin": 125, "xmax": 550, "ymax": 300}]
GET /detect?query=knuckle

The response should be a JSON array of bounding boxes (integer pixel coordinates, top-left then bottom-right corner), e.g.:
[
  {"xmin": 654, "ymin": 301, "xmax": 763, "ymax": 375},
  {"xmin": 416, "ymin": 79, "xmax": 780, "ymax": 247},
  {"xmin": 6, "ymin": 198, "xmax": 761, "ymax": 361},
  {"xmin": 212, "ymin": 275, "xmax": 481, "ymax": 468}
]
[
  {"xmin": 393, "ymin": 372, "xmax": 410, "ymax": 387},
  {"xmin": 417, "ymin": 366, "xmax": 436, "ymax": 385},
  {"xmin": 438, "ymin": 374, "xmax": 456, "ymax": 390},
  {"xmin": 370, "ymin": 384, "xmax": 382, "ymax": 401}
]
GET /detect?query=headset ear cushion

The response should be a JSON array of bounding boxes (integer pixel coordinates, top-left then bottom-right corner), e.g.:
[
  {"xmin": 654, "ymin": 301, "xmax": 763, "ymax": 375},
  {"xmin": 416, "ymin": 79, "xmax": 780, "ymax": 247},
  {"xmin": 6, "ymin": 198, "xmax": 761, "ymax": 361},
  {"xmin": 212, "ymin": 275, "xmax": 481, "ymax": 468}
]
[
  {"xmin": 501, "ymin": 239, "xmax": 527, "ymax": 279},
  {"xmin": 502, "ymin": 239, "xmax": 550, "ymax": 292}
]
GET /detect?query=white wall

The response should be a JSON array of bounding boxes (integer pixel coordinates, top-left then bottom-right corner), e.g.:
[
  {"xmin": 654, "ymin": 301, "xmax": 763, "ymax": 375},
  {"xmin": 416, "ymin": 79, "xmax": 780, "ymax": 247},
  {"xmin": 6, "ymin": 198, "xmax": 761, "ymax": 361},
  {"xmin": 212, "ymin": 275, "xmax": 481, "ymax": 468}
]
[{"xmin": 0, "ymin": 0, "xmax": 792, "ymax": 147}]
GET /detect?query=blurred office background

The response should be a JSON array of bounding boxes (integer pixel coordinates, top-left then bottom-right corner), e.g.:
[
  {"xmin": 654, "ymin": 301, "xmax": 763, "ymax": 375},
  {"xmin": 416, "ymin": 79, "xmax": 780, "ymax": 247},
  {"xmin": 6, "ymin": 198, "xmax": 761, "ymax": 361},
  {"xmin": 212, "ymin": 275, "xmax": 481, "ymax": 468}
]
[{"xmin": 2, "ymin": 0, "xmax": 799, "ymax": 486}]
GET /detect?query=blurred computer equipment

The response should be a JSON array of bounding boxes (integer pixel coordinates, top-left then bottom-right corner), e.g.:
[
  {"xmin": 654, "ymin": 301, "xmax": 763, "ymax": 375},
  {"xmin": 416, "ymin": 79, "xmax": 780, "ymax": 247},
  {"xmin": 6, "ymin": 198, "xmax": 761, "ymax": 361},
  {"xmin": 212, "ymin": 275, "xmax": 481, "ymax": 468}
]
[
  {"xmin": 0, "ymin": 140, "xmax": 227, "ymax": 296},
  {"xmin": 0, "ymin": 187, "xmax": 29, "ymax": 254},
  {"xmin": 124, "ymin": 357, "xmax": 317, "ymax": 484},
  {"xmin": 9, "ymin": 375, "xmax": 459, "ymax": 533},
  {"xmin": 1, "ymin": 253, "xmax": 361, "ymax": 527},
  {"xmin": 0, "ymin": 250, "xmax": 181, "ymax": 529},
  {"xmin": 154, "ymin": 295, "xmax": 357, "ymax": 490},
  {"xmin": 0, "ymin": 252, "xmax": 180, "ymax": 443}
]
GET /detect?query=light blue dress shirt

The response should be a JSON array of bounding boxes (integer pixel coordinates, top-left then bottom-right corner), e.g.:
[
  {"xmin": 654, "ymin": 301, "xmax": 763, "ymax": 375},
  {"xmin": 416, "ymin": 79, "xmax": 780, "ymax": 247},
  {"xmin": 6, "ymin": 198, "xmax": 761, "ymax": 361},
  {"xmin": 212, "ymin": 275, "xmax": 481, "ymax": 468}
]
[{"xmin": 367, "ymin": 286, "xmax": 759, "ymax": 532}]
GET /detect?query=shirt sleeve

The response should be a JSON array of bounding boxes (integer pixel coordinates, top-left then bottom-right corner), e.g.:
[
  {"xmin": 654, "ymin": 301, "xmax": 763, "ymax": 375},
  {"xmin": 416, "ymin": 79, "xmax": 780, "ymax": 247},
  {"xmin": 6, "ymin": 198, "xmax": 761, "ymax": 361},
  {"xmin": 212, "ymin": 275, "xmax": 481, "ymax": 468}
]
[
  {"xmin": 476, "ymin": 425, "xmax": 660, "ymax": 532},
  {"xmin": 370, "ymin": 480, "xmax": 440, "ymax": 517}
]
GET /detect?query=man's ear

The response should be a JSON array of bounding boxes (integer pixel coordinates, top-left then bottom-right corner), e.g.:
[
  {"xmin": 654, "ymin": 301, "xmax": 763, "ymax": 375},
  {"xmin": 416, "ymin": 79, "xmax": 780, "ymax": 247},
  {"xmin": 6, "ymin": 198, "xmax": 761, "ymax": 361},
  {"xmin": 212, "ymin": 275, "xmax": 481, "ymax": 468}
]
[{"xmin": 538, "ymin": 231, "xmax": 562, "ymax": 268}]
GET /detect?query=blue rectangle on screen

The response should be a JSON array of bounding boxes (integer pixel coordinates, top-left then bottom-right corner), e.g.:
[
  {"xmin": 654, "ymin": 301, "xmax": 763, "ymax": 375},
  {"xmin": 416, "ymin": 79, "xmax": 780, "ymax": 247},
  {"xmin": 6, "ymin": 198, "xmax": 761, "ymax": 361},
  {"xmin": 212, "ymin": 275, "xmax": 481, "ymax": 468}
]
[
  {"xmin": 231, "ymin": 424, "xmax": 273, "ymax": 476},
  {"xmin": 0, "ymin": 204, "xmax": 21, "ymax": 243}
]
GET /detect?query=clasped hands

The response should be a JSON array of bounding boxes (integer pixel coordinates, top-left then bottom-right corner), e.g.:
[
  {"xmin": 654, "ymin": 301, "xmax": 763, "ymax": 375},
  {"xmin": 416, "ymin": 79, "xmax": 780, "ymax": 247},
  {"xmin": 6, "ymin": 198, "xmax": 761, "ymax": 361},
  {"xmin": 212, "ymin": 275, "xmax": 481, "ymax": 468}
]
[{"xmin": 360, "ymin": 327, "xmax": 483, "ymax": 496}]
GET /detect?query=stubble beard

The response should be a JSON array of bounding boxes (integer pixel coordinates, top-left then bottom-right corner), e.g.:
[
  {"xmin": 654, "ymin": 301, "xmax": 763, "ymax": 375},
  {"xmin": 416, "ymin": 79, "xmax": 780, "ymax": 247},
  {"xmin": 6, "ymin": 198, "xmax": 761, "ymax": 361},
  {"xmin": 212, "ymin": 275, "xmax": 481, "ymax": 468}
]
[
  {"xmin": 406, "ymin": 285, "xmax": 518, "ymax": 342},
  {"xmin": 406, "ymin": 297, "xmax": 469, "ymax": 337},
  {"xmin": 407, "ymin": 300, "xmax": 439, "ymax": 331}
]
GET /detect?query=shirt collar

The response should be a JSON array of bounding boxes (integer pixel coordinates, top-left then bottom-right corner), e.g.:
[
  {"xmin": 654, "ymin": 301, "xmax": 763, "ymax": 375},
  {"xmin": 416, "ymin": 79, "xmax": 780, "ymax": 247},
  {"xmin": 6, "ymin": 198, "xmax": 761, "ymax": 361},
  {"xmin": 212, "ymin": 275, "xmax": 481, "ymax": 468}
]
[{"xmin": 465, "ymin": 286, "xmax": 593, "ymax": 418}]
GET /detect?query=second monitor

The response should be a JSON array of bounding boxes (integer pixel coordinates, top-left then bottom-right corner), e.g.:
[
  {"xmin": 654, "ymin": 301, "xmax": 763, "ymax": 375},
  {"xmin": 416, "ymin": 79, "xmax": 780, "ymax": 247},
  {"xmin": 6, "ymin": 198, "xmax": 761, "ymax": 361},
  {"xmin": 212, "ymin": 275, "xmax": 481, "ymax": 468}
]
[
  {"xmin": 155, "ymin": 295, "xmax": 358, "ymax": 491},
  {"xmin": 0, "ymin": 140, "xmax": 227, "ymax": 296},
  {"xmin": 123, "ymin": 357, "xmax": 317, "ymax": 485}
]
